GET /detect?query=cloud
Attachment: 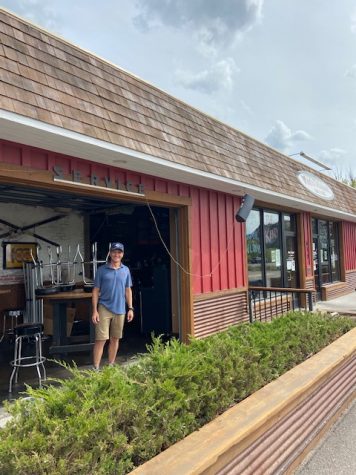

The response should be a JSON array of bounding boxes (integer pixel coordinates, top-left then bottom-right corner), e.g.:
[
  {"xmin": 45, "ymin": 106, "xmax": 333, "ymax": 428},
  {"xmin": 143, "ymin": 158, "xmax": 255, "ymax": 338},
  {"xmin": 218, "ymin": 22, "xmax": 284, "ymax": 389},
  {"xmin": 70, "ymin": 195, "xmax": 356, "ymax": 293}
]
[
  {"xmin": 318, "ymin": 148, "xmax": 348, "ymax": 164},
  {"xmin": 175, "ymin": 57, "xmax": 239, "ymax": 93},
  {"xmin": 2, "ymin": 0, "xmax": 59, "ymax": 30},
  {"xmin": 351, "ymin": 8, "xmax": 356, "ymax": 33},
  {"xmin": 318, "ymin": 148, "xmax": 351, "ymax": 177},
  {"xmin": 134, "ymin": 0, "xmax": 264, "ymax": 52},
  {"xmin": 345, "ymin": 64, "xmax": 356, "ymax": 79},
  {"xmin": 264, "ymin": 120, "xmax": 311, "ymax": 153}
]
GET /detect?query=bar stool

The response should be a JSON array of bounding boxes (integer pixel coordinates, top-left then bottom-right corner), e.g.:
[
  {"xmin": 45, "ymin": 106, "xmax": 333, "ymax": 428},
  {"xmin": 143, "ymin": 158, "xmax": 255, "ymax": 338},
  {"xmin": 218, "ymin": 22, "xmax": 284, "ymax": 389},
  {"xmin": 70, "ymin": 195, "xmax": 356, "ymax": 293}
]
[
  {"xmin": 9, "ymin": 323, "xmax": 46, "ymax": 393},
  {"xmin": 0, "ymin": 309, "xmax": 24, "ymax": 343}
]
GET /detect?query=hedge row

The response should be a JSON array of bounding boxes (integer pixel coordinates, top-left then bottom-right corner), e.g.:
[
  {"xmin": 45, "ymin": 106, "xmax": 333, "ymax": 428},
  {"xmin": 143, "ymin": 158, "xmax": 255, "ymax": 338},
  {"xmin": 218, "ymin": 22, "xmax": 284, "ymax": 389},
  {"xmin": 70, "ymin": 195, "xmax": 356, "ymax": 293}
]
[{"xmin": 0, "ymin": 312, "xmax": 354, "ymax": 474}]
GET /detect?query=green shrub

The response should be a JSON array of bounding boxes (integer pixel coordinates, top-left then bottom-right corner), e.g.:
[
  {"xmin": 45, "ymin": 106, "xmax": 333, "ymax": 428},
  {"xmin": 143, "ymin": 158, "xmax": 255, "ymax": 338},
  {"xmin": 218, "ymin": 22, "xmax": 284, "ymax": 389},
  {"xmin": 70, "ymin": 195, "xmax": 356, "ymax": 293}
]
[{"xmin": 0, "ymin": 312, "xmax": 354, "ymax": 474}]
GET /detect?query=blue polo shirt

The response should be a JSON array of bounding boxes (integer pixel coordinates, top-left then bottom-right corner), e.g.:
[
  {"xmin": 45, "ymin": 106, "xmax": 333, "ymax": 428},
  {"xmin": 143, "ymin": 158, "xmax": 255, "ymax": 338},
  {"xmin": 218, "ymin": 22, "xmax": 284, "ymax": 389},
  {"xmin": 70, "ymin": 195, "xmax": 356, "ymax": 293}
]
[{"xmin": 94, "ymin": 263, "xmax": 132, "ymax": 315}]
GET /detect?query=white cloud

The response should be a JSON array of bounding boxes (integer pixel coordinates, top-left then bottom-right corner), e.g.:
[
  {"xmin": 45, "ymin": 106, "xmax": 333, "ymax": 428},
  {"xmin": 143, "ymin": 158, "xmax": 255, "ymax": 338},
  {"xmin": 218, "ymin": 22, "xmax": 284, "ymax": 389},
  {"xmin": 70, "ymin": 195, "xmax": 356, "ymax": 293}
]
[
  {"xmin": 264, "ymin": 120, "xmax": 311, "ymax": 153},
  {"xmin": 175, "ymin": 58, "xmax": 239, "ymax": 93},
  {"xmin": 318, "ymin": 148, "xmax": 352, "ymax": 177},
  {"xmin": 345, "ymin": 64, "xmax": 356, "ymax": 79},
  {"xmin": 351, "ymin": 8, "xmax": 356, "ymax": 33},
  {"xmin": 318, "ymin": 148, "xmax": 348, "ymax": 164},
  {"xmin": 2, "ymin": 0, "xmax": 59, "ymax": 30},
  {"xmin": 134, "ymin": 0, "xmax": 264, "ymax": 53}
]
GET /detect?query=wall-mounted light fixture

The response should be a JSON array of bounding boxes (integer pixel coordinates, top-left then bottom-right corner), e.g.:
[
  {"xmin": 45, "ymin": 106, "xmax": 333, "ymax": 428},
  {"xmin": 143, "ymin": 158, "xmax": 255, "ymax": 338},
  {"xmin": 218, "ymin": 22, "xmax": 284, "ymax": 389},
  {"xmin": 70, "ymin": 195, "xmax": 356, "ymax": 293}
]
[
  {"xmin": 289, "ymin": 151, "xmax": 332, "ymax": 171},
  {"xmin": 235, "ymin": 194, "xmax": 255, "ymax": 222}
]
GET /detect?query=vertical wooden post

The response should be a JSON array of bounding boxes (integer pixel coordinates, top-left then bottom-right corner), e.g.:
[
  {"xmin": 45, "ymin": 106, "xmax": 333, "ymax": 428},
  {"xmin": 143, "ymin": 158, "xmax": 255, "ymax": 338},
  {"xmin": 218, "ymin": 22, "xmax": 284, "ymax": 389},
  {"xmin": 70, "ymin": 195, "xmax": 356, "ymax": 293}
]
[{"xmin": 178, "ymin": 205, "xmax": 194, "ymax": 343}]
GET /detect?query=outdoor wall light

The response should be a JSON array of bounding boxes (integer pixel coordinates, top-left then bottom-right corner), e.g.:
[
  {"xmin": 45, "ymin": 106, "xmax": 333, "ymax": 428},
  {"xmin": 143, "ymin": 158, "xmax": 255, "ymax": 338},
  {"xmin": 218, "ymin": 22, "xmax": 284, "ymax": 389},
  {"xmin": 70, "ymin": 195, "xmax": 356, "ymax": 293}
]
[
  {"xmin": 289, "ymin": 151, "xmax": 332, "ymax": 171},
  {"xmin": 235, "ymin": 194, "xmax": 255, "ymax": 222}
]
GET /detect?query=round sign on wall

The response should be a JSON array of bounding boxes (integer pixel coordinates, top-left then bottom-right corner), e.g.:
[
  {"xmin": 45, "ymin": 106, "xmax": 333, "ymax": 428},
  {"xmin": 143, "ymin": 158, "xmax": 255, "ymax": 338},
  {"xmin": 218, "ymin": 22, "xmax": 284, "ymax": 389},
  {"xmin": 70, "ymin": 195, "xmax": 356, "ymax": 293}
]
[{"xmin": 297, "ymin": 171, "xmax": 335, "ymax": 201}]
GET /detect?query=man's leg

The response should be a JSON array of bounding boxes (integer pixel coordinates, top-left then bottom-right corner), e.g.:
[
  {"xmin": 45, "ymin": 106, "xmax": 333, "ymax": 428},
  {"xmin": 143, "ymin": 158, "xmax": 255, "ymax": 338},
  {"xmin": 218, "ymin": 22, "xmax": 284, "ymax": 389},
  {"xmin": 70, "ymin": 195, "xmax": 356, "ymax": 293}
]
[
  {"xmin": 108, "ymin": 314, "xmax": 125, "ymax": 365},
  {"xmin": 108, "ymin": 337, "xmax": 119, "ymax": 364},
  {"xmin": 93, "ymin": 305, "xmax": 111, "ymax": 369},
  {"xmin": 93, "ymin": 339, "xmax": 106, "ymax": 369}
]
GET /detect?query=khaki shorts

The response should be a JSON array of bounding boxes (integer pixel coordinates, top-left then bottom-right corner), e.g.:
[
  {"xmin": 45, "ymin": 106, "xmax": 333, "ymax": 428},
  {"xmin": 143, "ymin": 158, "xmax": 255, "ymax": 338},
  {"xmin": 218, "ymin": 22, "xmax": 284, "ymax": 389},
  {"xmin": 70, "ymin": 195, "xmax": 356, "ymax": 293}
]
[{"xmin": 95, "ymin": 304, "xmax": 125, "ymax": 340}]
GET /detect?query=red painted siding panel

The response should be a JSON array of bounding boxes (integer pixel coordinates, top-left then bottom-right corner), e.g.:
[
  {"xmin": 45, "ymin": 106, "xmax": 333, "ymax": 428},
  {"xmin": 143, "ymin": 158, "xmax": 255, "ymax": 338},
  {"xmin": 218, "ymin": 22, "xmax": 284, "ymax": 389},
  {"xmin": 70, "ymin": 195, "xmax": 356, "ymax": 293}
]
[
  {"xmin": 343, "ymin": 221, "xmax": 356, "ymax": 271},
  {"xmin": 190, "ymin": 188, "xmax": 202, "ymax": 294},
  {"xmin": 154, "ymin": 179, "xmax": 167, "ymax": 193},
  {"xmin": 178, "ymin": 184, "xmax": 189, "ymax": 197},
  {"xmin": 29, "ymin": 149, "xmax": 47, "ymax": 169},
  {"xmin": 167, "ymin": 182, "xmax": 179, "ymax": 196},
  {"xmin": 233, "ymin": 196, "xmax": 244, "ymax": 287},
  {"xmin": 209, "ymin": 191, "xmax": 220, "ymax": 292},
  {"xmin": 199, "ymin": 189, "xmax": 212, "ymax": 293},
  {"xmin": 218, "ymin": 193, "xmax": 228, "ymax": 290},
  {"xmin": 225, "ymin": 195, "xmax": 236, "ymax": 289},
  {"xmin": 240, "ymin": 213, "xmax": 247, "ymax": 288},
  {"xmin": 2, "ymin": 143, "xmax": 21, "ymax": 165},
  {"xmin": 190, "ymin": 190, "xmax": 245, "ymax": 293}
]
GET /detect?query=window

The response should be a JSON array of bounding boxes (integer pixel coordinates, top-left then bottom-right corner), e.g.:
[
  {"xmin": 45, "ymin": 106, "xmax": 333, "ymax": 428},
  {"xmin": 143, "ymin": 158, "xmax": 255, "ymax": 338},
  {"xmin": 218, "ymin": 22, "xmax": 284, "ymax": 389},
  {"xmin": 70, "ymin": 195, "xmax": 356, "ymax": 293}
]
[
  {"xmin": 264, "ymin": 211, "xmax": 282, "ymax": 287},
  {"xmin": 329, "ymin": 222, "xmax": 340, "ymax": 282},
  {"xmin": 312, "ymin": 218, "xmax": 340, "ymax": 290},
  {"xmin": 246, "ymin": 209, "xmax": 297, "ymax": 288},
  {"xmin": 246, "ymin": 209, "xmax": 263, "ymax": 286}
]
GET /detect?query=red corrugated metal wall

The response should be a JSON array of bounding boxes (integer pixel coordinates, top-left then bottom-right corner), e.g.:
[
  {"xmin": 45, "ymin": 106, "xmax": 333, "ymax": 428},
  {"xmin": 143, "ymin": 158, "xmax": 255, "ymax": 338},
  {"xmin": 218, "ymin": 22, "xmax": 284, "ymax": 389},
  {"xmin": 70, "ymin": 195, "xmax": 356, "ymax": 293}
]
[
  {"xmin": 191, "ymin": 189, "xmax": 244, "ymax": 294},
  {"xmin": 0, "ymin": 139, "xmax": 246, "ymax": 295},
  {"xmin": 343, "ymin": 221, "xmax": 356, "ymax": 271}
]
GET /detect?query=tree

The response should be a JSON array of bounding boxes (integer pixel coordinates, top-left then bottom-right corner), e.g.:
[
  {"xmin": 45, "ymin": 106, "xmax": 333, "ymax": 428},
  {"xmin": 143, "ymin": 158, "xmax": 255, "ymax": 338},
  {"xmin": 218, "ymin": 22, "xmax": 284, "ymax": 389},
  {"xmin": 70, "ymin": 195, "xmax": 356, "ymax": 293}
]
[{"xmin": 333, "ymin": 168, "xmax": 356, "ymax": 188}]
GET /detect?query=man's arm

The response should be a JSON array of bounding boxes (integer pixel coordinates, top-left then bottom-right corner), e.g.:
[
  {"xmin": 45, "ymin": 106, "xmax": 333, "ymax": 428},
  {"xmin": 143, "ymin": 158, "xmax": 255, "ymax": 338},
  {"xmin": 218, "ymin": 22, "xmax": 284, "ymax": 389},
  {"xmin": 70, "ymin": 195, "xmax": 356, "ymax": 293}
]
[
  {"xmin": 92, "ymin": 287, "xmax": 100, "ymax": 324},
  {"xmin": 125, "ymin": 287, "xmax": 134, "ymax": 322}
]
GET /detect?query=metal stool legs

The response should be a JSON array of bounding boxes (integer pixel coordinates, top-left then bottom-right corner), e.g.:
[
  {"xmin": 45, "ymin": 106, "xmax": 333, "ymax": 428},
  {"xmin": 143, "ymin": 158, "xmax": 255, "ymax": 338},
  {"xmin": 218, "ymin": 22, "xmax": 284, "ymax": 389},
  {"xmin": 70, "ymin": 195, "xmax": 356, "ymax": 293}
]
[
  {"xmin": 9, "ymin": 332, "xmax": 46, "ymax": 393},
  {"xmin": 0, "ymin": 313, "xmax": 6, "ymax": 343},
  {"xmin": 0, "ymin": 310, "xmax": 23, "ymax": 343}
]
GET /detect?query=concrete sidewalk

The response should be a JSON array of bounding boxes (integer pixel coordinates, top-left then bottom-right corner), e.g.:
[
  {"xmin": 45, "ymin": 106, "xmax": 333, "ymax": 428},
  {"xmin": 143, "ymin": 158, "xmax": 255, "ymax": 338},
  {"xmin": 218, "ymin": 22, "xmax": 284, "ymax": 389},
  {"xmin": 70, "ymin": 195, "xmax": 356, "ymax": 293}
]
[
  {"xmin": 295, "ymin": 399, "xmax": 356, "ymax": 475},
  {"xmin": 315, "ymin": 291, "xmax": 356, "ymax": 316}
]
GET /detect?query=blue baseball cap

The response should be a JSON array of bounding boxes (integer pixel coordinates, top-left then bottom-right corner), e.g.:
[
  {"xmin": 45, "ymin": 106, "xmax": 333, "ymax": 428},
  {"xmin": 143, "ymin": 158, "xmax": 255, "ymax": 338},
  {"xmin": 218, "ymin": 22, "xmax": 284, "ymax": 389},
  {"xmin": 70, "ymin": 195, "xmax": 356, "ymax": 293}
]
[{"xmin": 110, "ymin": 242, "xmax": 124, "ymax": 252}]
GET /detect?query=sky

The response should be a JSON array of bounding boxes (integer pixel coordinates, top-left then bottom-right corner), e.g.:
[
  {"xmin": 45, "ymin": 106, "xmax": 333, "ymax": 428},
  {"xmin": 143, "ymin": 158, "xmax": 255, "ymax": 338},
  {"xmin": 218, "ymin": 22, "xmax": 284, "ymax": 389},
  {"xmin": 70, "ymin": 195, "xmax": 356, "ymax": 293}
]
[{"xmin": 2, "ymin": 0, "xmax": 356, "ymax": 178}]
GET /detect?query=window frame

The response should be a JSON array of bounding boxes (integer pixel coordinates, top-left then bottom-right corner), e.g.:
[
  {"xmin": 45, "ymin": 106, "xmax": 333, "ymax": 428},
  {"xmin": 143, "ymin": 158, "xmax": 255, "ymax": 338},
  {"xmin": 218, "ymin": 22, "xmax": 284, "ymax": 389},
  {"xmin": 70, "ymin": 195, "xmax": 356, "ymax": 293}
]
[
  {"xmin": 247, "ymin": 208, "xmax": 298, "ymax": 288},
  {"xmin": 312, "ymin": 218, "xmax": 340, "ymax": 290}
]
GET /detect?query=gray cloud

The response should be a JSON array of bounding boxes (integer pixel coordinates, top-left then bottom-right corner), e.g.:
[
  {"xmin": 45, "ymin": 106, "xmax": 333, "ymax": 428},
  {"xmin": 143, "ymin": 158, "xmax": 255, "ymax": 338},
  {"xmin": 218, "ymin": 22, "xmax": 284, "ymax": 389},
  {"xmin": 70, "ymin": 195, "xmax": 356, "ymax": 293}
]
[
  {"xmin": 175, "ymin": 57, "xmax": 239, "ymax": 93},
  {"xmin": 2, "ymin": 0, "xmax": 60, "ymax": 30},
  {"xmin": 264, "ymin": 120, "xmax": 311, "ymax": 153},
  {"xmin": 134, "ymin": 0, "xmax": 264, "ymax": 49}
]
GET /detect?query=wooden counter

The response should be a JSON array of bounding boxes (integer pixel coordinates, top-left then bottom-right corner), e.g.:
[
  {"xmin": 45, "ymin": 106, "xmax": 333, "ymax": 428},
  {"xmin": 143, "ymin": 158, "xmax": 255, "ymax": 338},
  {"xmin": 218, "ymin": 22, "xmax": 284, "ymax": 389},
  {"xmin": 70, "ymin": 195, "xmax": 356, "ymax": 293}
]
[
  {"xmin": 0, "ymin": 289, "xmax": 11, "ymax": 295},
  {"xmin": 38, "ymin": 289, "xmax": 94, "ymax": 355},
  {"xmin": 39, "ymin": 289, "xmax": 92, "ymax": 300}
]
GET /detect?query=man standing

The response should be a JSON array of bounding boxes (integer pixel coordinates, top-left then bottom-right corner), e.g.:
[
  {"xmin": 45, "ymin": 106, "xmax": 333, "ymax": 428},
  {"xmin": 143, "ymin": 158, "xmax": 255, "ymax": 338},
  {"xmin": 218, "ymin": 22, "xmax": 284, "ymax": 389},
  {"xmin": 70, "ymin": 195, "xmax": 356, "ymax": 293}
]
[{"xmin": 92, "ymin": 242, "xmax": 134, "ymax": 370}]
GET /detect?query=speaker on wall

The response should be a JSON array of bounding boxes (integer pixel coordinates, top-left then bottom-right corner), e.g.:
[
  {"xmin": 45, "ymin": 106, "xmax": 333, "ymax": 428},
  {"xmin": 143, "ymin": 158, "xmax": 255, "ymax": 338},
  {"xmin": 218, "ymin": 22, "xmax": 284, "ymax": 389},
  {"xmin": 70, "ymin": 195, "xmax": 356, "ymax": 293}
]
[{"xmin": 235, "ymin": 194, "xmax": 255, "ymax": 223}]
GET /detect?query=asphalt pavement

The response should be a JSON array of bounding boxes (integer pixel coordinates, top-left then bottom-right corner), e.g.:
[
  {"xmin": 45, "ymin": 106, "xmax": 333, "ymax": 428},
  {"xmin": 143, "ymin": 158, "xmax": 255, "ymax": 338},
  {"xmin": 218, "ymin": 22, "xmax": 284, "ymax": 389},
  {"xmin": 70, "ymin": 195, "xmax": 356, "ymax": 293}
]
[{"xmin": 295, "ymin": 399, "xmax": 356, "ymax": 475}]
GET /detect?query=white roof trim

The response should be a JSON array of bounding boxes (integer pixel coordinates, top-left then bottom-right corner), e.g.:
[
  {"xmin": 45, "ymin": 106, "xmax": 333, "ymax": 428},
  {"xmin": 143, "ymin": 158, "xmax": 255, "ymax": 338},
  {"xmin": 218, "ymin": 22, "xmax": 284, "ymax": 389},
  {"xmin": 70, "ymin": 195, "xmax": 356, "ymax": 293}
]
[{"xmin": 1, "ymin": 109, "xmax": 355, "ymax": 222}]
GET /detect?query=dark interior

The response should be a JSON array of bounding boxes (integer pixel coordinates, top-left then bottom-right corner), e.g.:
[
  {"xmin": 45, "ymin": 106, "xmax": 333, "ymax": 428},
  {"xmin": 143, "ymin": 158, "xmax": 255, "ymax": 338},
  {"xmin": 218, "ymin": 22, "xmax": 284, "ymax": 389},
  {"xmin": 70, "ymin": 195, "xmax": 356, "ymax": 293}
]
[{"xmin": 90, "ymin": 204, "xmax": 172, "ymax": 338}]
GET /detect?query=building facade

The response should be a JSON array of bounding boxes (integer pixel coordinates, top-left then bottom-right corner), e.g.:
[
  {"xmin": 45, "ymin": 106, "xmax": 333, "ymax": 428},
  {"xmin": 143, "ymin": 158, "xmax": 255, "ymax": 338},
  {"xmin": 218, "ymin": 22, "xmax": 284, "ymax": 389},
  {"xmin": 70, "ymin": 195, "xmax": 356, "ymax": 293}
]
[{"xmin": 0, "ymin": 8, "xmax": 355, "ymax": 345}]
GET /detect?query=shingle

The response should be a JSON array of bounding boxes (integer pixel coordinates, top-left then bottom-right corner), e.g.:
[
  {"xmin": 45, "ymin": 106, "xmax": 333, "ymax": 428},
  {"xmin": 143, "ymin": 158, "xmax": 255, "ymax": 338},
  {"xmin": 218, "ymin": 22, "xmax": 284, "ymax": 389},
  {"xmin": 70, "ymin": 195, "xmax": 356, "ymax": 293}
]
[{"xmin": 1, "ymin": 9, "xmax": 355, "ymax": 214}]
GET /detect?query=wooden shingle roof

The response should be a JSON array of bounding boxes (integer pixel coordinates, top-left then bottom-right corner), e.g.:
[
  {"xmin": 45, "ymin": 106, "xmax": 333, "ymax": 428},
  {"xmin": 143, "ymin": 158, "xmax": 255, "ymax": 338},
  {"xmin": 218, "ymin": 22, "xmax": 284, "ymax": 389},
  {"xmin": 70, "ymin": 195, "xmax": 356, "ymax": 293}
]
[{"xmin": 1, "ymin": 8, "xmax": 355, "ymax": 216}]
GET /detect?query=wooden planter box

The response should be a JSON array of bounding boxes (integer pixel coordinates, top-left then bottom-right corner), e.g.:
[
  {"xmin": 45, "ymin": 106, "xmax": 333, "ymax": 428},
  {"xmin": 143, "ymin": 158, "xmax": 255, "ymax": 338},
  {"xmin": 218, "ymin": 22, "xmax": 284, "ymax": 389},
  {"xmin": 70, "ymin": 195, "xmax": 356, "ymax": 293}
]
[{"xmin": 131, "ymin": 328, "xmax": 356, "ymax": 475}]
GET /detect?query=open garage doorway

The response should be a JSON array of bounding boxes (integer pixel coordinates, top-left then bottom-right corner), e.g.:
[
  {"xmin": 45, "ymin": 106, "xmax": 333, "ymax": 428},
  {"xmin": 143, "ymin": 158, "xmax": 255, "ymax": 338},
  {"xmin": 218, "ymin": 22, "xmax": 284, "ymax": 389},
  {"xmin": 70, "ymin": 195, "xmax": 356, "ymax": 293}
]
[
  {"xmin": 0, "ymin": 181, "xmax": 184, "ymax": 382},
  {"xmin": 90, "ymin": 203, "xmax": 179, "ymax": 349}
]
